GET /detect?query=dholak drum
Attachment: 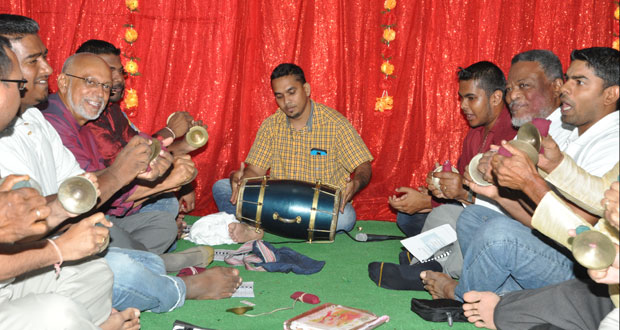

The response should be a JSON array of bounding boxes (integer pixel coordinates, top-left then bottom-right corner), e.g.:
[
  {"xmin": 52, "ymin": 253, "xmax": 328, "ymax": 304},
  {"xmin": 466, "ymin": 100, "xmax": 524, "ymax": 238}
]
[{"xmin": 235, "ymin": 177, "xmax": 340, "ymax": 242}]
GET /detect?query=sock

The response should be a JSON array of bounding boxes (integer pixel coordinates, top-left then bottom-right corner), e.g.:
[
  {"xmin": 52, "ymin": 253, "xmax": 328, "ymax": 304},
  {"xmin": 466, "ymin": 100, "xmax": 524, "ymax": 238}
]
[{"xmin": 368, "ymin": 261, "xmax": 442, "ymax": 290}]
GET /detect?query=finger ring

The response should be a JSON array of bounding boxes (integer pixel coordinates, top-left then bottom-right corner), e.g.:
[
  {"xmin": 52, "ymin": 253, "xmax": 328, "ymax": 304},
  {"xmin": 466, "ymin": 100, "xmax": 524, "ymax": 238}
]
[
  {"xmin": 605, "ymin": 200, "xmax": 610, "ymax": 207},
  {"xmin": 35, "ymin": 209, "xmax": 41, "ymax": 218}
]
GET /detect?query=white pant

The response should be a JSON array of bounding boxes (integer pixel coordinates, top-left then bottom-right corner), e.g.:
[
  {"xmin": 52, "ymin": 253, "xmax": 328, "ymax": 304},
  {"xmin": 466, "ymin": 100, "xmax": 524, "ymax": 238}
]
[
  {"xmin": 599, "ymin": 308, "xmax": 619, "ymax": 330},
  {"xmin": 0, "ymin": 258, "xmax": 113, "ymax": 329}
]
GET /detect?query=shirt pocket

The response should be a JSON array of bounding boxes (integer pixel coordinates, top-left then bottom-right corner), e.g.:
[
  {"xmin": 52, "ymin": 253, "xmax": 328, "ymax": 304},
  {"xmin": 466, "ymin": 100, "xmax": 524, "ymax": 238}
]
[{"xmin": 310, "ymin": 153, "xmax": 331, "ymax": 183}]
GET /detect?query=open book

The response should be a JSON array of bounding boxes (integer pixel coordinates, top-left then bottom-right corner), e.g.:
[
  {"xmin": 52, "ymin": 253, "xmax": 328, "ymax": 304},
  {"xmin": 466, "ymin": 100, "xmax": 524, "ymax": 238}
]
[
  {"xmin": 283, "ymin": 303, "xmax": 389, "ymax": 330},
  {"xmin": 400, "ymin": 224, "xmax": 457, "ymax": 262}
]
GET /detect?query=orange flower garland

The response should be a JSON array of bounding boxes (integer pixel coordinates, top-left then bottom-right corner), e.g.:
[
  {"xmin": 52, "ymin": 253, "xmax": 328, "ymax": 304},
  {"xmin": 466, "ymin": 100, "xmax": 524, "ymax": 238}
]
[
  {"xmin": 375, "ymin": 0, "xmax": 397, "ymax": 112},
  {"xmin": 122, "ymin": 0, "xmax": 140, "ymax": 113}
]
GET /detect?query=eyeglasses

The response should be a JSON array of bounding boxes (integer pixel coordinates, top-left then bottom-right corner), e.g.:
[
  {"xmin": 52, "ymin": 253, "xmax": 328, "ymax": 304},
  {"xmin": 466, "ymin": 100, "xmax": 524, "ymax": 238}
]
[
  {"xmin": 64, "ymin": 73, "xmax": 111, "ymax": 92},
  {"xmin": 1, "ymin": 79, "xmax": 28, "ymax": 91}
]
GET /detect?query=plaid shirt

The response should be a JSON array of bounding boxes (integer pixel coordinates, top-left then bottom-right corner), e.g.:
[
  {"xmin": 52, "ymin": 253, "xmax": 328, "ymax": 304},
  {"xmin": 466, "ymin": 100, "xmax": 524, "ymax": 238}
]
[{"xmin": 246, "ymin": 101, "xmax": 373, "ymax": 190}]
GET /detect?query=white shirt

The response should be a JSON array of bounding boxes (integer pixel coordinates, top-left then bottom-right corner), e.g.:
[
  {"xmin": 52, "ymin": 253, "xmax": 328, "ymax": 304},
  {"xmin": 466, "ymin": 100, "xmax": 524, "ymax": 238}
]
[
  {"xmin": 0, "ymin": 107, "xmax": 83, "ymax": 196},
  {"xmin": 550, "ymin": 109, "xmax": 619, "ymax": 177}
]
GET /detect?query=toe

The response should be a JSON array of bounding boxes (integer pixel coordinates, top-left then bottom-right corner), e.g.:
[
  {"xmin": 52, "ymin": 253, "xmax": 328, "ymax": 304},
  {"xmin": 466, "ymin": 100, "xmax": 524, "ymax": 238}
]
[{"xmin": 463, "ymin": 290, "xmax": 482, "ymax": 303}]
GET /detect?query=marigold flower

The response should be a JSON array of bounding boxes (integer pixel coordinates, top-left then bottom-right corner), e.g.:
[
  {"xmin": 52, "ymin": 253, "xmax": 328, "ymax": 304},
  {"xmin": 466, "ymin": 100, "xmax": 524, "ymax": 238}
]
[
  {"xmin": 381, "ymin": 61, "xmax": 394, "ymax": 75},
  {"xmin": 124, "ymin": 88, "xmax": 138, "ymax": 108},
  {"xmin": 384, "ymin": 0, "xmax": 396, "ymax": 10},
  {"xmin": 126, "ymin": 0, "xmax": 139, "ymax": 11},
  {"xmin": 124, "ymin": 60, "xmax": 139, "ymax": 75},
  {"xmin": 613, "ymin": 38, "xmax": 619, "ymax": 51},
  {"xmin": 383, "ymin": 28, "xmax": 396, "ymax": 42},
  {"xmin": 615, "ymin": 6, "xmax": 619, "ymax": 20},
  {"xmin": 375, "ymin": 95, "xmax": 394, "ymax": 112},
  {"xmin": 124, "ymin": 28, "xmax": 138, "ymax": 44}
]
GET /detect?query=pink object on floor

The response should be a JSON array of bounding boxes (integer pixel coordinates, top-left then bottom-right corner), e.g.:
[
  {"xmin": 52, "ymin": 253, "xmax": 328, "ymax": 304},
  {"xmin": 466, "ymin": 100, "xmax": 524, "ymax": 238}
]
[{"xmin": 290, "ymin": 291, "xmax": 320, "ymax": 304}]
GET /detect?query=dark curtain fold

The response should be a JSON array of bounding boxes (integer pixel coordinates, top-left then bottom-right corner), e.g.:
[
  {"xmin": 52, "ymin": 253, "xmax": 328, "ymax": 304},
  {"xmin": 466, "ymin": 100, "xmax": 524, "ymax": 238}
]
[{"xmin": 2, "ymin": 0, "xmax": 616, "ymax": 220}]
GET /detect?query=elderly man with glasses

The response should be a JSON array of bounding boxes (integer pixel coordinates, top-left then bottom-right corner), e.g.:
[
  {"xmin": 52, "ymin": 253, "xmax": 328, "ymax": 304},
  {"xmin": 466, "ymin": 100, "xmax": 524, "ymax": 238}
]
[{"xmin": 42, "ymin": 53, "xmax": 198, "ymax": 255}]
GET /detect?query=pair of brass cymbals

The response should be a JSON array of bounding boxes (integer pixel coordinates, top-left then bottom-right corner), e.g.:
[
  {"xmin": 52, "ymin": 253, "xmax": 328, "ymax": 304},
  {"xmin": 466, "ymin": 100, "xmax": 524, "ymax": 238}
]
[{"xmin": 468, "ymin": 122, "xmax": 542, "ymax": 186}]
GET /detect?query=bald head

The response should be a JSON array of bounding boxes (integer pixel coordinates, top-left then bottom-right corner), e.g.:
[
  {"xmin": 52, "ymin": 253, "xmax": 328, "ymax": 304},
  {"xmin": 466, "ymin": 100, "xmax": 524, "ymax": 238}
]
[
  {"xmin": 58, "ymin": 53, "xmax": 112, "ymax": 125},
  {"xmin": 61, "ymin": 52, "xmax": 108, "ymax": 74}
]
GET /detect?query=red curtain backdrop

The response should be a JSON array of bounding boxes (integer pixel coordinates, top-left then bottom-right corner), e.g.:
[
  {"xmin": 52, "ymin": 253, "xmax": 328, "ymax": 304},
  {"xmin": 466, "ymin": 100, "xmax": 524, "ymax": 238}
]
[{"xmin": 2, "ymin": 0, "xmax": 616, "ymax": 220}]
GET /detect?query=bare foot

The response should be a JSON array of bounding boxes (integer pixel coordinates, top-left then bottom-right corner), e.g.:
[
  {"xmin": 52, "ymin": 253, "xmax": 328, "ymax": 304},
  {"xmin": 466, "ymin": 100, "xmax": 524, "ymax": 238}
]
[
  {"xmin": 100, "ymin": 308, "xmax": 140, "ymax": 330},
  {"xmin": 228, "ymin": 222, "xmax": 264, "ymax": 243},
  {"xmin": 463, "ymin": 291, "xmax": 500, "ymax": 329},
  {"xmin": 182, "ymin": 266, "xmax": 242, "ymax": 300},
  {"xmin": 420, "ymin": 270, "xmax": 457, "ymax": 299}
]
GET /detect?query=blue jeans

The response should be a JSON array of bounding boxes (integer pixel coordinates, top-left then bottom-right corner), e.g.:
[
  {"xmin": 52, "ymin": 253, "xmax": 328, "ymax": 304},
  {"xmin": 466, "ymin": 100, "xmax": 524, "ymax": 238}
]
[
  {"xmin": 396, "ymin": 212, "xmax": 428, "ymax": 237},
  {"xmin": 104, "ymin": 247, "xmax": 186, "ymax": 313},
  {"xmin": 453, "ymin": 206, "xmax": 576, "ymax": 301},
  {"xmin": 212, "ymin": 178, "xmax": 357, "ymax": 232}
]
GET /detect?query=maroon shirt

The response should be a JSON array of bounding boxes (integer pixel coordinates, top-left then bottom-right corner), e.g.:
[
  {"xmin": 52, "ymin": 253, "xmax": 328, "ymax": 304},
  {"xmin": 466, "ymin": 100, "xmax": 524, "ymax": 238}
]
[
  {"xmin": 456, "ymin": 107, "xmax": 516, "ymax": 173},
  {"xmin": 42, "ymin": 94, "xmax": 139, "ymax": 217},
  {"xmin": 431, "ymin": 107, "xmax": 516, "ymax": 208},
  {"xmin": 85, "ymin": 103, "xmax": 139, "ymax": 167}
]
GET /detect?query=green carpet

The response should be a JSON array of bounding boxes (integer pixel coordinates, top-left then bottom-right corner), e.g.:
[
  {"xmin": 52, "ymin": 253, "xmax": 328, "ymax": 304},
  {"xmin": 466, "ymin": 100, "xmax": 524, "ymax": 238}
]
[{"xmin": 141, "ymin": 217, "xmax": 476, "ymax": 330}]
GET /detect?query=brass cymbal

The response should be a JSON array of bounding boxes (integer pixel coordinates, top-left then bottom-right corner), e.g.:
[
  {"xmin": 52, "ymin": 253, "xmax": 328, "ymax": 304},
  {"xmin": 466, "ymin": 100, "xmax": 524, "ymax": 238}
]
[
  {"xmin": 572, "ymin": 230, "xmax": 616, "ymax": 270},
  {"xmin": 182, "ymin": 168, "xmax": 199, "ymax": 185},
  {"xmin": 57, "ymin": 176, "xmax": 98, "ymax": 214},
  {"xmin": 516, "ymin": 122, "xmax": 542, "ymax": 152},
  {"xmin": 507, "ymin": 140, "xmax": 539, "ymax": 164},
  {"xmin": 149, "ymin": 138, "xmax": 161, "ymax": 163},
  {"xmin": 468, "ymin": 153, "xmax": 492, "ymax": 186},
  {"xmin": 186, "ymin": 126, "xmax": 209, "ymax": 149},
  {"xmin": 226, "ymin": 306, "xmax": 253, "ymax": 315}
]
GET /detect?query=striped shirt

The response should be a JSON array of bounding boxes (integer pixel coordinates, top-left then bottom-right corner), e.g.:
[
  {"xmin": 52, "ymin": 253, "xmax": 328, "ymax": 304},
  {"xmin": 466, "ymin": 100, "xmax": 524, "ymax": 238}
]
[{"xmin": 246, "ymin": 101, "xmax": 373, "ymax": 190}]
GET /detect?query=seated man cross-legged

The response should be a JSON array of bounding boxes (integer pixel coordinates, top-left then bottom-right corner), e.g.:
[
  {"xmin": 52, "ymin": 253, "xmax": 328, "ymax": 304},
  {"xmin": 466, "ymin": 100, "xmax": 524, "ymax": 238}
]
[{"xmin": 212, "ymin": 63, "xmax": 373, "ymax": 242}]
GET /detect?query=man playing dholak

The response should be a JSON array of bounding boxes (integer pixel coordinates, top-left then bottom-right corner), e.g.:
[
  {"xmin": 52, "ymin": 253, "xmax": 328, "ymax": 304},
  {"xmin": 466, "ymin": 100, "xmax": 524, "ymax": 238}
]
[{"xmin": 212, "ymin": 63, "xmax": 373, "ymax": 242}]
